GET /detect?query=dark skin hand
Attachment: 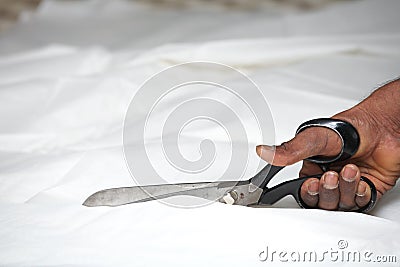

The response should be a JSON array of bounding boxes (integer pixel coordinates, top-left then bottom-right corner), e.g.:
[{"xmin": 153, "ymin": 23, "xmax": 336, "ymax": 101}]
[{"xmin": 257, "ymin": 79, "xmax": 400, "ymax": 211}]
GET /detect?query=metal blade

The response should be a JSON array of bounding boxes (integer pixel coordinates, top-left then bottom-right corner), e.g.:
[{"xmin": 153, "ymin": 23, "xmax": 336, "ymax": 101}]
[{"xmin": 83, "ymin": 181, "xmax": 238, "ymax": 207}]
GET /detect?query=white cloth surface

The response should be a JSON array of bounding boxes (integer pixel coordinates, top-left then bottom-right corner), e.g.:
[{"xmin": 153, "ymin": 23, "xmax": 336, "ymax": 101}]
[{"xmin": 0, "ymin": 0, "xmax": 399, "ymax": 266}]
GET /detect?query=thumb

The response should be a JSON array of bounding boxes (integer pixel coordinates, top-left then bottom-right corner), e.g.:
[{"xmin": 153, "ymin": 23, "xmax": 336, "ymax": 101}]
[{"xmin": 256, "ymin": 127, "xmax": 342, "ymax": 166}]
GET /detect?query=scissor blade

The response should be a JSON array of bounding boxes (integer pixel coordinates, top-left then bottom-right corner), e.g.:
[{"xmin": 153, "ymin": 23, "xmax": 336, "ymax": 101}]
[{"xmin": 83, "ymin": 181, "xmax": 237, "ymax": 207}]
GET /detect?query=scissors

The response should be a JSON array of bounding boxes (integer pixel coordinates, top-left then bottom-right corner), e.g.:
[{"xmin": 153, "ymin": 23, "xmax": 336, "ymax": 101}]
[{"xmin": 83, "ymin": 118, "xmax": 377, "ymax": 213}]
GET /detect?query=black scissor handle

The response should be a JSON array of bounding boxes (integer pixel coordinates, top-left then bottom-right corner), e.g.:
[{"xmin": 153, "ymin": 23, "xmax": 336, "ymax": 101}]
[
  {"xmin": 296, "ymin": 118, "xmax": 360, "ymax": 165},
  {"xmin": 258, "ymin": 118, "xmax": 377, "ymax": 213},
  {"xmin": 259, "ymin": 175, "xmax": 377, "ymax": 213},
  {"xmin": 259, "ymin": 176, "xmax": 314, "ymax": 206}
]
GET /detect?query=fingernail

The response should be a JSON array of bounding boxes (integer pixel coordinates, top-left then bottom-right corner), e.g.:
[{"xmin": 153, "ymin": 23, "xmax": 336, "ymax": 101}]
[
  {"xmin": 307, "ymin": 180, "xmax": 319, "ymax": 196},
  {"xmin": 356, "ymin": 183, "xmax": 367, "ymax": 197},
  {"xmin": 322, "ymin": 171, "xmax": 338, "ymax": 189},
  {"xmin": 342, "ymin": 165, "xmax": 358, "ymax": 182},
  {"xmin": 256, "ymin": 145, "xmax": 274, "ymax": 162}
]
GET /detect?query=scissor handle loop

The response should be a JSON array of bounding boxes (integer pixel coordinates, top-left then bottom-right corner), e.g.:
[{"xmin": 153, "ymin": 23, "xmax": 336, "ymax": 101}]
[
  {"xmin": 297, "ymin": 176, "xmax": 377, "ymax": 213},
  {"xmin": 296, "ymin": 118, "xmax": 360, "ymax": 164}
]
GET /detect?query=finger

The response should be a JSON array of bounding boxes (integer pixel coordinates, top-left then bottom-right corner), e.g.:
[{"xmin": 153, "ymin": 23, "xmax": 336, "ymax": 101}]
[
  {"xmin": 338, "ymin": 164, "xmax": 360, "ymax": 210},
  {"xmin": 318, "ymin": 171, "xmax": 339, "ymax": 210},
  {"xmin": 355, "ymin": 180, "xmax": 372, "ymax": 208},
  {"xmin": 300, "ymin": 178, "xmax": 320, "ymax": 207},
  {"xmin": 256, "ymin": 127, "xmax": 342, "ymax": 166}
]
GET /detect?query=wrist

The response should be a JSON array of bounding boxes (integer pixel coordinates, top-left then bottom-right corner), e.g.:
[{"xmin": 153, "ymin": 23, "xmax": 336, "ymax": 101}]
[{"xmin": 362, "ymin": 79, "xmax": 400, "ymax": 136}]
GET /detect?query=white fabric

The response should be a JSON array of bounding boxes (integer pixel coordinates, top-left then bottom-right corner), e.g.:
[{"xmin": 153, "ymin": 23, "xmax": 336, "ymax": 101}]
[{"xmin": 0, "ymin": 0, "xmax": 399, "ymax": 266}]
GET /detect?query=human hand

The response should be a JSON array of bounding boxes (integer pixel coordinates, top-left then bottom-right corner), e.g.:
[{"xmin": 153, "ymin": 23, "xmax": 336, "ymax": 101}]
[{"xmin": 256, "ymin": 79, "xmax": 400, "ymax": 211}]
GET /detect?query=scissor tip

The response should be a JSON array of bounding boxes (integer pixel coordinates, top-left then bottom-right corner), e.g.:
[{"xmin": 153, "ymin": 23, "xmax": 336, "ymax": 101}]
[
  {"xmin": 82, "ymin": 199, "xmax": 95, "ymax": 207},
  {"xmin": 82, "ymin": 193, "xmax": 100, "ymax": 207}
]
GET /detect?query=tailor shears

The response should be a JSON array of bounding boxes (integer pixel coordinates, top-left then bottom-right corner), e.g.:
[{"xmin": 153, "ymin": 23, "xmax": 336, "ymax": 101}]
[{"xmin": 83, "ymin": 118, "xmax": 377, "ymax": 212}]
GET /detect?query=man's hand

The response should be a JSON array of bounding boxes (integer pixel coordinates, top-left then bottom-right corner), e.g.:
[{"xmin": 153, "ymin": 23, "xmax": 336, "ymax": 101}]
[{"xmin": 257, "ymin": 79, "xmax": 400, "ymax": 211}]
